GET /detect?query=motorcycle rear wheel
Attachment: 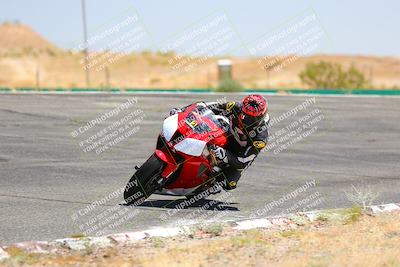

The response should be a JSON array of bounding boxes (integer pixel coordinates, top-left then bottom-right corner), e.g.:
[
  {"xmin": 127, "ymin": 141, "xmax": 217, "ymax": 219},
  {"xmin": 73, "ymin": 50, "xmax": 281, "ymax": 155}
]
[{"xmin": 124, "ymin": 154, "xmax": 164, "ymax": 205}]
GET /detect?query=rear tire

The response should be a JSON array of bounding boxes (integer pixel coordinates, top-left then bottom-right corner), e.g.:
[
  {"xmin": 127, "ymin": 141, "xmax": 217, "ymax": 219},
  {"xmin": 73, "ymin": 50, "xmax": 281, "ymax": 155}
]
[{"xmin": 124, "ymin": 154, "xmax": 164, "ymax": 205}]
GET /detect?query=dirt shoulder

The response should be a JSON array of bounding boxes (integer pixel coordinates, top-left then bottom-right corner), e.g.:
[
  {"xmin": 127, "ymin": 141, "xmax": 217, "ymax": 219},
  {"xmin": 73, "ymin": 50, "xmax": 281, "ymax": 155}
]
[{"xmin": 1, "ymin": 208, "xmax": 400, "ymax": 267}]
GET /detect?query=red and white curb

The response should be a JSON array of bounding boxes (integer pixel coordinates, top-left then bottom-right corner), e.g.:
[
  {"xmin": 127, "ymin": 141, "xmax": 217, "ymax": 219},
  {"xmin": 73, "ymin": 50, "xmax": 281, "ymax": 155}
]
[{"xmin": 1, "ymin": 203, "xmax": 399, "ymax": 261}]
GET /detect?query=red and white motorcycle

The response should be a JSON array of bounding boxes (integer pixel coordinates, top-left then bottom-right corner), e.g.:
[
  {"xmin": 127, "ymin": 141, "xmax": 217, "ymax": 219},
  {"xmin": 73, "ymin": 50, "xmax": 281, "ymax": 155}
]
[{"xmin": 124, "ymin": 103, "xmax": 230, "ymax": 205}]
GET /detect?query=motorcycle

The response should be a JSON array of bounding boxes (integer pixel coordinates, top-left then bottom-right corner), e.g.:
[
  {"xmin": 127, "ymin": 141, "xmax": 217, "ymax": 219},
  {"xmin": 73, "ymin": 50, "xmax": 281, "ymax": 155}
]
[{"xmin": 124, "ymin": 103, "xmax": 230, "ymax": 206}]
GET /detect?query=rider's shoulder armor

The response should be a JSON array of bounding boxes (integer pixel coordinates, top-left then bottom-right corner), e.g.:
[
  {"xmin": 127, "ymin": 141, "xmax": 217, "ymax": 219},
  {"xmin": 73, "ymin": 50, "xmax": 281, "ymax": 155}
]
[
  {"xmin": 225, "ymin": 101, "xmax": 240, "ymax": 113},
  {"xmin": 223, "ymin": 101, "xmax": 242, "ymax": 120}
]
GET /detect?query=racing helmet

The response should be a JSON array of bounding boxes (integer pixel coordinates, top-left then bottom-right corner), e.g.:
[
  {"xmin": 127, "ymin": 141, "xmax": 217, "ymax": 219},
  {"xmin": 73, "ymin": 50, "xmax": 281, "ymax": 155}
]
[{"xmin": 240, "ymin": 94, "xmax": 268, "ymax": 129}]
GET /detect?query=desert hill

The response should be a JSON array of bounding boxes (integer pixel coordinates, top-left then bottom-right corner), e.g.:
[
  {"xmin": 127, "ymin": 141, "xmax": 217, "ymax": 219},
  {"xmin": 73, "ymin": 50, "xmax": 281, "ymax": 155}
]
[
  {"xmin": 0, "ymin": 23, "xmax": 58, "ymax": 53},
  {"xmin": 0, "ymin": 23, "xmax": 399, "ymax": 89}
]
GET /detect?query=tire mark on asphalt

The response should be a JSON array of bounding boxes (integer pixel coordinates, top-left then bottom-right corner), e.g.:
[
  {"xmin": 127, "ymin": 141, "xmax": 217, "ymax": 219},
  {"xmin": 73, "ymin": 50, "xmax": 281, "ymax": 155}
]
[
  {"xmin": 0, "ymin": 108, "xmax": 61, "ymax": 120},
  {"xmin": 0, "ymin": 193, "xmax": 116, "ymax": 206},
  {"xmin": 0, "ymin": 193, "xmax": 177, "ymax": 212},
  {"xmin": 261, "ymin": 163, "xmax": 399, "ymax": 181}
]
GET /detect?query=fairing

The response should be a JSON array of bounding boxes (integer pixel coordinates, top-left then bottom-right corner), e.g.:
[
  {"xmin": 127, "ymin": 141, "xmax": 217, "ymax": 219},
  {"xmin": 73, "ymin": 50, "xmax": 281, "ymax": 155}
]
[{"xmin": 157, "ymin": 104, "xmax": 229, "ymax": 193}]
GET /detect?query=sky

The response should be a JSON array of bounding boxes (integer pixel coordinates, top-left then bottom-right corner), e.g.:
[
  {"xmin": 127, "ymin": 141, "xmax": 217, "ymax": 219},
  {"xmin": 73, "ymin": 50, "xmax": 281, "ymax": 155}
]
[{"xmin": 1, "ymin": 0, "xmax": 400, "ymax": 56}]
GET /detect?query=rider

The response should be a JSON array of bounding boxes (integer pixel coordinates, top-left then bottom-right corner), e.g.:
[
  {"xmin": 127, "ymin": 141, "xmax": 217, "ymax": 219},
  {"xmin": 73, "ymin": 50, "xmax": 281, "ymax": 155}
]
[{"xmin": 170, "ymin": 94, "xmax": 269, "ymax": 191}]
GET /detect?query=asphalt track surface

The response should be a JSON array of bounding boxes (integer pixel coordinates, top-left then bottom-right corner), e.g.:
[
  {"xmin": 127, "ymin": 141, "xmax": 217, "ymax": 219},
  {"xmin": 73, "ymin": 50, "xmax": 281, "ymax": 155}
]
[{"xmin": 0, "ymin": 93, "xmax": 399, "ymax": 245}]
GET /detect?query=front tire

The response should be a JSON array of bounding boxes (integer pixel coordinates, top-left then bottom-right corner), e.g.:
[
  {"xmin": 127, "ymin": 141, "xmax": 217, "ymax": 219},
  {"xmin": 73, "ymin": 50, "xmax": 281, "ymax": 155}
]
[{"xmin": 124, "ymin": 154, "xmax": 164, "ymax": 205}]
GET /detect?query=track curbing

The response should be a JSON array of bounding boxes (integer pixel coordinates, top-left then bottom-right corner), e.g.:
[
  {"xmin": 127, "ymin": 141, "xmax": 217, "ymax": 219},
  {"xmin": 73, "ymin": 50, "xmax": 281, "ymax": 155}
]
[
  {"xmin": 0, "ymin": 248, "xmax": 9, "ymax": 261},
  {"xmin": 0, "ymin": 202, "xmax": 399, "ymax": 261}
]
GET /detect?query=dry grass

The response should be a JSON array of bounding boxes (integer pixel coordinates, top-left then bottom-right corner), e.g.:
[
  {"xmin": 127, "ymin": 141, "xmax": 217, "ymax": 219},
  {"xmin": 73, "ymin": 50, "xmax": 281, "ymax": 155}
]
[
  {"xmin": 2, "ymin": 51, "xmax": 400, "ymax": 90},
  {"xmin": 2, "ymin": 210, "xmax": 400, "ymax": 267},
  {"xmin": 1, "ymin": 23, "xmax": 400, "ymax": 89}
]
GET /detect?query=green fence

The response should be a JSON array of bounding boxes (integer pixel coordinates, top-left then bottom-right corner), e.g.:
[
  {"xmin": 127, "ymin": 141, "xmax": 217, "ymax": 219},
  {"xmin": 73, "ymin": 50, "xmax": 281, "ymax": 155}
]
[{"xmin": 2, "ymin": 87, "xmax": 400, "ymax": 95}]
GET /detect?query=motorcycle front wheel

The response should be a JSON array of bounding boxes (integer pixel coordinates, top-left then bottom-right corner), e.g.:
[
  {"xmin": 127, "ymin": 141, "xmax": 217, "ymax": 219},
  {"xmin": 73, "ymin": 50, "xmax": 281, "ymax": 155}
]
[{"xmin": 124, "ymin": 154, "xmax": 164, "ymax": 205}]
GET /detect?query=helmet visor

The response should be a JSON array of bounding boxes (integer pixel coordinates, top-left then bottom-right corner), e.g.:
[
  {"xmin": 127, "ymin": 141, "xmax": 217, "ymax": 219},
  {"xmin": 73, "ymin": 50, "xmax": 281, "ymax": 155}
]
[{"xmin": 242, "ymin": 113, "xmax": 265, "ymax": 128}]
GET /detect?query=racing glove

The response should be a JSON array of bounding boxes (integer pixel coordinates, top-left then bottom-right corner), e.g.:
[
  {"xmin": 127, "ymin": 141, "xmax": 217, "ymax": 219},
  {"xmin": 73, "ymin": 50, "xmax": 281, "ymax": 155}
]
[
  {"xmin": 169, "ymin": 108, "xmax": 182, "ymax": 116},
  {"xmin": 212, "ymin": 146, "xmax": 228, "ymax": 164}
]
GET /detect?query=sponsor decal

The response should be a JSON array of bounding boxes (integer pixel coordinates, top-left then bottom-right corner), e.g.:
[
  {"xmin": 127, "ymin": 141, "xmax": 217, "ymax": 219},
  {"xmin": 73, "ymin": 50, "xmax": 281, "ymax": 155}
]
[
  {"xmin": 226, "ymin": 101, "xmax": 235, "ymax": 112},
  {"xmin": 253, "ymin": 140, "xmax": 266, "ymax": 149}
]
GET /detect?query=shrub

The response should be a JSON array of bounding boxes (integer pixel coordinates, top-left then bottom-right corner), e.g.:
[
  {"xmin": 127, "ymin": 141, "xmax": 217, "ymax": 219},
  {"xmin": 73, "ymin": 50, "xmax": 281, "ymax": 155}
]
[
  {"xmin": 299, "ymin": 61, "xmax": 369, "ymax": 89},
  {"xmin": 197, "ymin": 224, "xmax": 223, "ymax": 236},
  {"xmin": 343, "ymin": 205, "xmax": 362, "ymax": 224},
  {"xmin": 216, "ymin": 78, "xmax": 243, "ymax": 92}
]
